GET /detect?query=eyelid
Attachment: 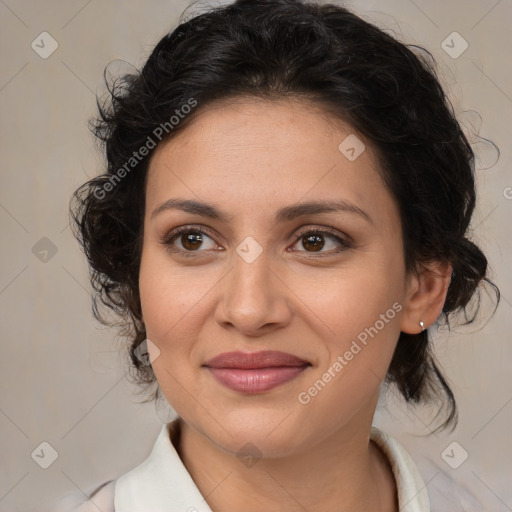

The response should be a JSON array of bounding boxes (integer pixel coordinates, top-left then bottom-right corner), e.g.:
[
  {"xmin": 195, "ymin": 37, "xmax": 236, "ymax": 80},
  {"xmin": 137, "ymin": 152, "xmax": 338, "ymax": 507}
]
[
  {"xmin": 160, "ymin": 223, "xmax": 353, "ymax": 257},
  {"xmin": 289, "ymin": 226, "xmax": 352, "ymax": 256},
  {"xmin": 160, "ymin": 224, "xmax": 221, "ymax": 252},
  {"xmin": 293, "ymin": 225, "xmax": 352, "ymax": 244}
]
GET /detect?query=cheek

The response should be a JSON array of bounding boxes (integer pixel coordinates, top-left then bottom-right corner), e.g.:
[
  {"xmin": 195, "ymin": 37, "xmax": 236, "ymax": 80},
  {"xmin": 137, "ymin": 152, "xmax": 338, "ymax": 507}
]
[
  {"xmin": 296, "ymin": 289, "xmax": 402, "ymax": 426},
  {"xmin": 138, "ymin": 250, "xmax": 201, "ymax": 409},
  {"xmin": 139, "ymin": 247, "xmax": 201, "ymax": 338},
  {"xmin": 293, "ymin": 260, "xmax": 404, "ymax": 396},
  {"xmin": 138, "ymin": 245, "xmax": 219, "ymax": 385},
  {"xmin": 292, "ymin": 259, "xmax": 402, "ymax": 334}
]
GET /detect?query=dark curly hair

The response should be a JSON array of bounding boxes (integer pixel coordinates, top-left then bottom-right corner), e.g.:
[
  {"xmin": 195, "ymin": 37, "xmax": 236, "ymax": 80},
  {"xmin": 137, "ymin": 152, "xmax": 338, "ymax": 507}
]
[{"xmin": 71, "ymin": 0, "xmax": 500, "ymax": 433}]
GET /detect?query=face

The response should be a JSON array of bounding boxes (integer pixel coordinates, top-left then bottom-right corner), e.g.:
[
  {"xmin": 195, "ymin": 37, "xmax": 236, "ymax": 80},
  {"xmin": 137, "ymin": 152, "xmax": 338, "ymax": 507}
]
[{"xmin": 139, "ymin": 97, "xmax": 412, "ymax": 457}]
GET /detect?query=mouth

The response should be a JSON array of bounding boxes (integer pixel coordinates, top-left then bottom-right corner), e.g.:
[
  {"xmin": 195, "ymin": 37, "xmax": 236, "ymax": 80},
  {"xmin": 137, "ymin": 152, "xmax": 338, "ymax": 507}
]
[{"xmin": 203, "ymin": 350, "xmax": 311, "ymax": 394}]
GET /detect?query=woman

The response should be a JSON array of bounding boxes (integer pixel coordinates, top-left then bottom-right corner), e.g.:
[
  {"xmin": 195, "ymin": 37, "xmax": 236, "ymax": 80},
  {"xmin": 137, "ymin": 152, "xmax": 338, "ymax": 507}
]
[{"xmin": 58, "ymin": 0, "xmax": 500, "ymax": 510}]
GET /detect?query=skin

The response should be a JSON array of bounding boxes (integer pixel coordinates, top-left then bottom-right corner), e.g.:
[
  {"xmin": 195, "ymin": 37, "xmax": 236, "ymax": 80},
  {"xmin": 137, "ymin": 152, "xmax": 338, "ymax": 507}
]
[{"xmin": 139, "ymin": 96, "xmax": 452, "ymax": 512}]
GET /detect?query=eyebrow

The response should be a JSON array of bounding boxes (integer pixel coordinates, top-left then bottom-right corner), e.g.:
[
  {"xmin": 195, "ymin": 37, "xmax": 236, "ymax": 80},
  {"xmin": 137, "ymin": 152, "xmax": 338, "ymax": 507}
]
[{"xmin": 150, "ymin": 198, "xmax": 373, "ymax": 225}]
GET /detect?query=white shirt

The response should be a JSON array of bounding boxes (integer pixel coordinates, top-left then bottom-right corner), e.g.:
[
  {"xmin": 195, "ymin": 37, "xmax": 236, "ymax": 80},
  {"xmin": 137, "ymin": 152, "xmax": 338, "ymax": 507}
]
[{"xmin": 53, "ymin": 419, "xmax": 479, "ymax": 511}]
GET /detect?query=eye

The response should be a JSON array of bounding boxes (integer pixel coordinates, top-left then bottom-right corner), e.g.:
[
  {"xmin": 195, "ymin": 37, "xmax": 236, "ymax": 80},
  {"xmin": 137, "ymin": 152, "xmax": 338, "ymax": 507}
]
[
  {"xmin": 160, "ymin": 226, "xmax": 219, "ymax": 256},
  {"xmin": 160, "ymin": 225, "xmax": 352, "ymax": 257},
  {"xmin": 290, "ymin": 227, "xmax": 352, "ymax": 256}
]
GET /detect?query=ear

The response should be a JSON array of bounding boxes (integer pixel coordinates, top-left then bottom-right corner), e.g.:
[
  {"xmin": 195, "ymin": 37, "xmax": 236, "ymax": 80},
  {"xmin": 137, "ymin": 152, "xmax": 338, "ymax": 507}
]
[{"xmin": 400, "ymin": 260, "xmax": 453, "ymax": 334}]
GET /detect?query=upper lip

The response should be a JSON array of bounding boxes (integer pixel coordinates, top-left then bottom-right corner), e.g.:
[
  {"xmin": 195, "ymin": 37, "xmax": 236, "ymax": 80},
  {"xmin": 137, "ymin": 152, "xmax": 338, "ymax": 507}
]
[{"xmin": 203, "ymin": 350, "xmax": 311, "ymax": 369}]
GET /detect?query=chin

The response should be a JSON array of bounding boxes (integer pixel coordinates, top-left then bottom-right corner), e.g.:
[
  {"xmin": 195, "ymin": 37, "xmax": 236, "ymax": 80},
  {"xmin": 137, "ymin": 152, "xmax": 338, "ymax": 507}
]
[{"xmin": 198, "ymin": 407, "xmax": 311, "ymax": 459}]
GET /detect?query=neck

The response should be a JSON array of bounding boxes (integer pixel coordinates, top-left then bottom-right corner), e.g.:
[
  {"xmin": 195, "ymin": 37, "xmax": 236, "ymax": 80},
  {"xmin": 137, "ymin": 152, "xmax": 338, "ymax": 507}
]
[{"xmin": 173, "ymin": 414, "xmax": 398, "ymax": 512}]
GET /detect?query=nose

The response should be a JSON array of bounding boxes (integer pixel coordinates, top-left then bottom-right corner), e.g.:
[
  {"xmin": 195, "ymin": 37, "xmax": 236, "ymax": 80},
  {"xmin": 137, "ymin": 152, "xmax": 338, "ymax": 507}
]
[{"xmin": 214, "ymin": 247, "xmax": 293, "ymax": 337}]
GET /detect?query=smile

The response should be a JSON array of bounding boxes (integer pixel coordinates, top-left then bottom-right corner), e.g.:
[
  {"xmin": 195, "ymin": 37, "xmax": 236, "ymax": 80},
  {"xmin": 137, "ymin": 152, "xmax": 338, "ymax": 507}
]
[
  {"xmin": 205, "ymin": 366, "xmax": 309, "ymax": 393},
  {"xmin": 203, "ymin": 350, "xmax": 311, "ymax": 393}
]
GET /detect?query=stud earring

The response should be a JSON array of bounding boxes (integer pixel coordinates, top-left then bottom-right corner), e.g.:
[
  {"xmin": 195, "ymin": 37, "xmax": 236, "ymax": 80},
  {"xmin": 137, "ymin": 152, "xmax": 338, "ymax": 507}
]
[{"xmin": 419, "ymin": 320, "xmax": 425, "ymax": 332}]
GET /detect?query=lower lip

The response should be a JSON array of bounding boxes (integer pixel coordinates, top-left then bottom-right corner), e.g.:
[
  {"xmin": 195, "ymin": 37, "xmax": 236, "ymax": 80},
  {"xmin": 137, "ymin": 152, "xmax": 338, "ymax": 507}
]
[{"xmin": 206, "ymin": 366, "xmax": 309, "ymax": 393}]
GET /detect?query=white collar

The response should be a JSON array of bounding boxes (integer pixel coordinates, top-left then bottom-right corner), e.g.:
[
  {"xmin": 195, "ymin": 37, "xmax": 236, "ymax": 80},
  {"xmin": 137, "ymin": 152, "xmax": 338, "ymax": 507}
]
[
  {"xmin": 370, "ymin": 426, "xmax": 430, "ymax": 511},
  {"xmin": 114, "ymin": 419, "xmax": 430, "ymax": 511},
  {"xmin": 115, "ymin": 419, "xmax": 212, "ymax": 512}
]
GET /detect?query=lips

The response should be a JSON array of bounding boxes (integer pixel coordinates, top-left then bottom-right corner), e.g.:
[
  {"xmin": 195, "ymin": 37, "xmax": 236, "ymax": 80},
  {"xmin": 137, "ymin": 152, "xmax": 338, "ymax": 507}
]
[
  {"xmin": 203, "ymin": 351, "xmax": 311, "ymax": 393},
  {"xmin": 203, "ymin": 350, "xmax": 310, "ymax": 369}
]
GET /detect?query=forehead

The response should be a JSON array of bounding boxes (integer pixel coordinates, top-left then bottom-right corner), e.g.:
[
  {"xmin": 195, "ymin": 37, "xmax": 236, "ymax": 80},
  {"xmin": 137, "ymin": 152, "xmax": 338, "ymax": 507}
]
[
  {"xmin": 145, "ymin": 97, "xmax": 399, "ymax": 229},
  {"xmin": 151, "ymin": 96, "xmax": 360, "ymax": 161}
]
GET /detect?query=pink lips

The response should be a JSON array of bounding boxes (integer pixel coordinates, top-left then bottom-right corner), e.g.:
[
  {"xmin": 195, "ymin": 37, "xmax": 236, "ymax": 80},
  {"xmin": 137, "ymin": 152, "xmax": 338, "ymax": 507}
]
[{"xmin": 203, "ymin": 350, "xmax": 311, "ymax": 394}]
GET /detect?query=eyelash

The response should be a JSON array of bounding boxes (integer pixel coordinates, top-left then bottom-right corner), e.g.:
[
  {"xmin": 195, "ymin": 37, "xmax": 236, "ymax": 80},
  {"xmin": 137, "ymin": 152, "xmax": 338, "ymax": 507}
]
[{"xmin": 160, "ymin": 225, "xmax": 353, "ymax": 258}]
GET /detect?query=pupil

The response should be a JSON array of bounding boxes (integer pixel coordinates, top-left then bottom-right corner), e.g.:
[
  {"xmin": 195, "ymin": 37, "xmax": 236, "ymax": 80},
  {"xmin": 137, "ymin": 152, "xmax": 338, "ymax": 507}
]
[
  {"xmin": 304, "ymin": 234, "xmax": 324, "ymax": 252},
  {"xmin": 183, "ymin": 232, "xmax": 202, "ymax": 250},
  {"xmin": 180, "ymin": 232, "xmax": 326, "ymax": 252}
]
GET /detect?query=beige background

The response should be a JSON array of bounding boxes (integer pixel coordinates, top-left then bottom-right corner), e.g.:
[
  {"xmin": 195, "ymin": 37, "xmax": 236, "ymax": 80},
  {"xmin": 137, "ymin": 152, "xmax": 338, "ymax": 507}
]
[{"xmin": 0, "ymin": 0, "xmax": 511, "ymax": 510}]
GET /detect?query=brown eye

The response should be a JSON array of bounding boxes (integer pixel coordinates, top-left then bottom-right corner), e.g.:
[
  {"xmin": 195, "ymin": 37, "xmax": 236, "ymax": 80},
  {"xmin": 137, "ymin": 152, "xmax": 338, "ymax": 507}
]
[
  {"xmin": 161, "ymin": 226, "xmax": 218, "ymax": 255},
  {"xmin": 180, "ymin": 231, "xmax": 204, "ymax": 251},
  {"xmin": 291, "ymin": 228, "xmax": 352, "ymax": 256},
  {"xmin": 302, "ymin": 233, "xmax": 325, "ymax": 252}
]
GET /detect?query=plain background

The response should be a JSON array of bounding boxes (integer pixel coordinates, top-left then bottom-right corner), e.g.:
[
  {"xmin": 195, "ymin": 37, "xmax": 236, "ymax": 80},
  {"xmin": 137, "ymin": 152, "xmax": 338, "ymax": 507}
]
[{"xmin": 0, "ymin": 0, "xmax": 510, "ymax": 510}]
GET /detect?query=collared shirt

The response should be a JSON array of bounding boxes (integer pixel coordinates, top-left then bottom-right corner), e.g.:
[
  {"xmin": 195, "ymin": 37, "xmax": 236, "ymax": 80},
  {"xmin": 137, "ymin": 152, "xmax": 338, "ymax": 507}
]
[{"xmin": 53, "ymin": 419, "xmax": 480, "ymax": 511}]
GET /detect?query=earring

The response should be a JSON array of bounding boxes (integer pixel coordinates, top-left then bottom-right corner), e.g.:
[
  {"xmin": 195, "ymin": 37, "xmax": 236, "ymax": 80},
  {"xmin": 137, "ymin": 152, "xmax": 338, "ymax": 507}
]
[{"xmin": 419, "ymin": 320, "xmax": 425, "ymax": 332}]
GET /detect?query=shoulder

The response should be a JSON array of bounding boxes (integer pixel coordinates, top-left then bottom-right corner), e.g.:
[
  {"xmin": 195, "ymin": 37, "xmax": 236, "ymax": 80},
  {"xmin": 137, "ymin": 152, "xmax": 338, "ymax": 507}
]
[
  {"xmin": 371, "ymin": 427, "xmax": 485, "ymax": 512},
  {"xmin": 52, "ymin": 480, "xmax": 115, "ymax": 512}
]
